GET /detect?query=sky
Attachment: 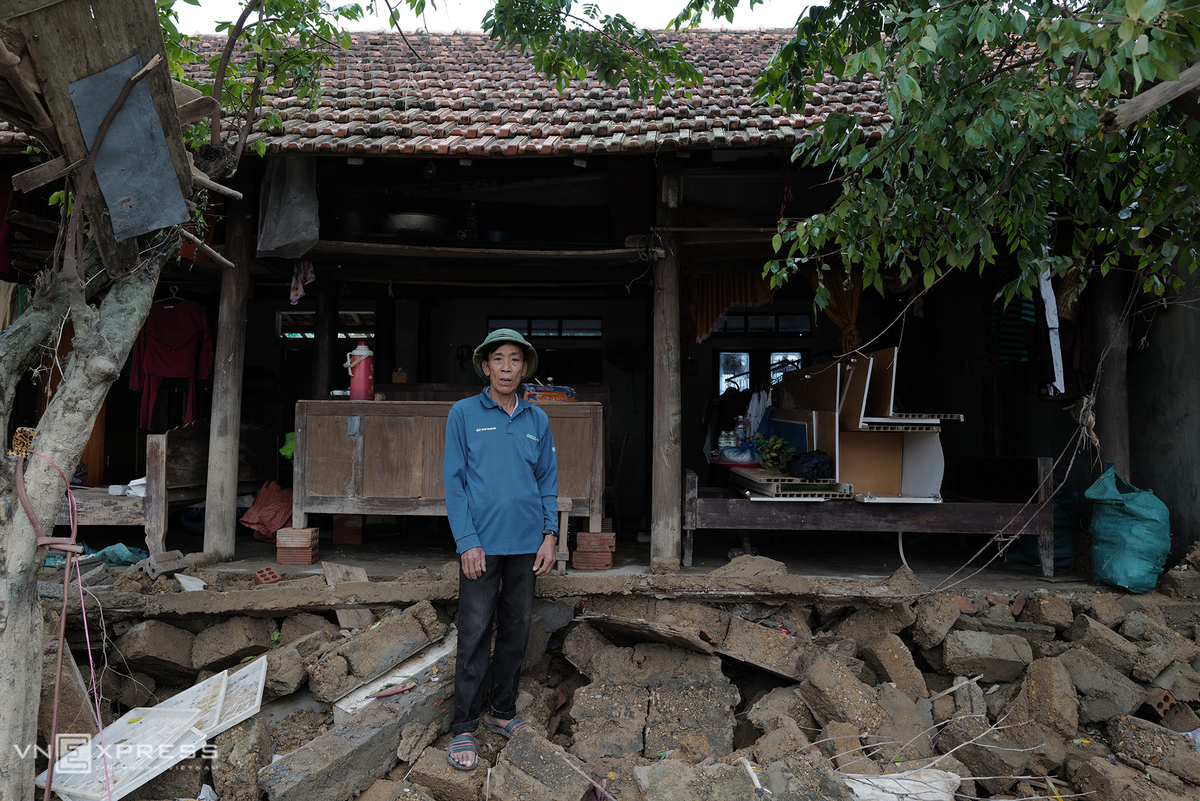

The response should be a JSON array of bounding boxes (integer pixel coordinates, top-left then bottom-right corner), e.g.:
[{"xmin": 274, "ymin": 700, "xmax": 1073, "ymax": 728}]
[{"xmin": 173, "ymin": 0, "xmax": 804, "ymax": 36}]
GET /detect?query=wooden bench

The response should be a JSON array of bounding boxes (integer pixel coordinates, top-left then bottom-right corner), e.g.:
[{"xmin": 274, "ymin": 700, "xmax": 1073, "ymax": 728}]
[
  {"xmin": 683, "ymin": 456, "xmax": 1056, "ymax": 576},
  {"xmin": 56, "ymin": 420, "xmax": 277, "ymax": 555}
]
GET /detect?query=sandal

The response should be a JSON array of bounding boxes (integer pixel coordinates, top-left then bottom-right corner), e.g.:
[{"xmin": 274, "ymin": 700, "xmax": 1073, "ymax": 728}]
[
  {"xmin": 447, "ymin": 733, "xmax": 478, "ymax": 771},
  {"xmin": 481, "ymin": 717, "xmax": 532, "ymax": 740}
]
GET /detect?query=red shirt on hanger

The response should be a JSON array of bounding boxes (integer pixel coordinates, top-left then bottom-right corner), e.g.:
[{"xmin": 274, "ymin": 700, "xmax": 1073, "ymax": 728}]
[{"xmin": 130, "ymin": 299, "xmax": 213, "ymax": 428}]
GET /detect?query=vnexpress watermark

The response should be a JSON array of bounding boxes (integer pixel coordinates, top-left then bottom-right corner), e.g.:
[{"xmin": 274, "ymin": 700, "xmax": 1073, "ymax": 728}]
[{"xmin": 15, "ymin": 735, "xmax": 217, "ymax": 774}]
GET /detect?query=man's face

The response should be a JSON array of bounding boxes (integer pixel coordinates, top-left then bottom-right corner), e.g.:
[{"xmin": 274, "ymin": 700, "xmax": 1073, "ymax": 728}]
[{"xmin": 481, "ymin": 343, "xmax": 526, "ymax": 401}]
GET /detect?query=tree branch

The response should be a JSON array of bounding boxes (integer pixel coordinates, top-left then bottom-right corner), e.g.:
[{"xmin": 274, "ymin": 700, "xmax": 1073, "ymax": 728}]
[{"xmin": 210, "ymin": 0, "xmax": 264, "ymax": 148}]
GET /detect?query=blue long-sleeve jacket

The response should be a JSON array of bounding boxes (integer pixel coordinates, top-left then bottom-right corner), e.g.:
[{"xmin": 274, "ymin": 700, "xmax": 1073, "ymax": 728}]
[{"xmin": 443, "ymin": 387, "xmax": 558, "ymax": 554}]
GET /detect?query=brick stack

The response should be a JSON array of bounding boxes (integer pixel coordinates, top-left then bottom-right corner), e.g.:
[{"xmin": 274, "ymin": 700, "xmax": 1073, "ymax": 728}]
[
  {"xmin": 572, "ymin": 530, "xmax": 615, "ymax": 570},
  {"xmin": 332, "ymin": 514, "xmax": 363, "ymax": 545},
  {"xmin": 276, "ymin": 526, "xmax": 319, "ymax": 565}
]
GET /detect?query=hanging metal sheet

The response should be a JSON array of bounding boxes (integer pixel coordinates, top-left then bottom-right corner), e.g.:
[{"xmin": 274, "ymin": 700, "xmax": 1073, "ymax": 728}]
[{"xmin": 68, "ymin": 54, "xmax": 189, "ymax": 241}]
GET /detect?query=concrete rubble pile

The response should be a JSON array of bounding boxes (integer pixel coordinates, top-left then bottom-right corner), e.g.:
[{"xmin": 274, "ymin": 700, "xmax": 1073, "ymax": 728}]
[{"xmin": 36, "ymin": 551, "xmax": 1200, "ymax": 801}]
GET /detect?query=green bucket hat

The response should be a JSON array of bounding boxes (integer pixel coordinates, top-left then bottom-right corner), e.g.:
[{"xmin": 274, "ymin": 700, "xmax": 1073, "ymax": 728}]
[{"xmin": 473, "ymin": 328, "xmax": 538, "ymax": 380}]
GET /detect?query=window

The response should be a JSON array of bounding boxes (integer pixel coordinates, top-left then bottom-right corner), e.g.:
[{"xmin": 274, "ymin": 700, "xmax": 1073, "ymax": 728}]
[
  {"xmin": 712, "ymin": 313, "xmax": 812, "ymax": 336},
  {"xmin": 770, "ymin": 352, "xmax": 802, "ymax": 384},
  {"xmin": 718, "ymin": 352, "xmax": 750, "ymax": 392},
  {"xmin": 486, "ymin": 317, "xmax": 602, "ymax": 338},
  {"xmin": 279, "ymin": 311, "xmax": 374, "ymax": 339}
]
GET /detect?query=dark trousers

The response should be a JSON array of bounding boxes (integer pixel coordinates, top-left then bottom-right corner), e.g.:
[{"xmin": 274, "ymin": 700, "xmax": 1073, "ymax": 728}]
[{"xmin": 450, "ymin": 553, "xmax": 536, "ymax": 735}]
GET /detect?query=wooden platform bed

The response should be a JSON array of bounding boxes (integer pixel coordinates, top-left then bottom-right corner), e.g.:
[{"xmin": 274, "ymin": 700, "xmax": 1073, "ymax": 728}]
[
  {"xmin": 55, "ymin": 421, "xmax": 277, "ymax": 555},
  {"xmin": 683, "ymin": 456, "xmax": 1057, "ymax": 577}
]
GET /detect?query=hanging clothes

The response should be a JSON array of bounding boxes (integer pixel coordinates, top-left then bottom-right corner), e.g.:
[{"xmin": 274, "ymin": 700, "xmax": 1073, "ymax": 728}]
[{"xmin": 130, "ymin": 299, "xmax": 214, "ymax": 428}]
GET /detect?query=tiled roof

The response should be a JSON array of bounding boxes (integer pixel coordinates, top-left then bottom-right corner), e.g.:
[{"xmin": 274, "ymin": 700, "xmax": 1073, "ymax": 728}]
[{"xmin": 1, "ymin": 30, "xmax": 890, "ymax": 157}]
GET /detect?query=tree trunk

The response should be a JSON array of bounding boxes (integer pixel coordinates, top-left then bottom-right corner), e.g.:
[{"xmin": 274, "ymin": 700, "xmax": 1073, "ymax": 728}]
[
  {"xmin": 0, "ymin": 234, "xmax": 175, "ymax": 801},
  {"xmin": 1090, "ymin": 271, "xmax": 1131, "ymax": 476}
]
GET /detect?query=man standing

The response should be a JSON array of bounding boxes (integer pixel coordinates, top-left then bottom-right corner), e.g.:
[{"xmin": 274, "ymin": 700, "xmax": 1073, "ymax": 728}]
[{"xmin": 443, "ymin": 328, "xmax": 559, "ymax": 770}]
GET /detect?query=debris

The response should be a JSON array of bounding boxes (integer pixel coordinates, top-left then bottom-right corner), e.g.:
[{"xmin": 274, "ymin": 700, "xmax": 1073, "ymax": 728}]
[
  {"xmin": 110, "ymin": 619, "xmax": 198, "ymax": 684},
  {"xmin": 145, "ymin": 549, "xmax": 189, "ymax": 579},
  {"xmin": 307, "ymin": 601, "xmax": 446, "ymax": 702},
  {"xmin": 192, "ymin": 615, "xmax": 275, "ymax": 671},
  {"xmin": 941, "ymin": 630, "xmax": 1032, "ymax": 682}
]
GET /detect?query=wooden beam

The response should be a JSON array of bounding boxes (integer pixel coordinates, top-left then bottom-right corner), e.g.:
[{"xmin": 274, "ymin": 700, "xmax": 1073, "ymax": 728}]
[
  {"xmin": 203, "ymin": 179, "xmax": 252, "ymax": 561},
  {"xmin": 308, "ymin": 239, "xmax": 647, "ymax": 262},
  {"xmin": 0, "ymin": 0, "xmax": 67, "ymax": 22},
  {"xmin": 11, "ymin": 156, "xmax": 81, "ymax": 194},
  {"xmin": 176, "ymin": 95, "xmax": 219, "ymax": 127},
  {"xmin": 651, "ymin": 178, "xmax": 683, "ymax": 573},
  {"xmin": 1103, "ymin": 62, "xmax": 1200, "ymax": 131}
]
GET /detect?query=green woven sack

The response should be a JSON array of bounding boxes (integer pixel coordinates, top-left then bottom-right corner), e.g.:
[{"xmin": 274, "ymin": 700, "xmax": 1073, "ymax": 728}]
[{"xmin": 1086, "ymin": 462, "xmax": 1170, "ymax": 594}]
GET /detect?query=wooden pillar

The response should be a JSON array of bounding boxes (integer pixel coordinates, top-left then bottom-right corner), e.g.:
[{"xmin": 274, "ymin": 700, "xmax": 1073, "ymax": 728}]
[
  {"xmin": 312, "ymin": 288, "xmax": 337, "ymax": 398},
  {"xmin": 651, "ymin": 168, "xmax": 683, "ymax": 572},
  {"xmin": 417, "ymin": 293, "xmax": 432, "ymax": 382},
  {"xmin": 374, "ymin": 293, "xmax": 396, "ymax": 381},
  {"xmin": 1090, "ymin": 271, "xmax": 1130, "ymax": 476},
  {"xmin": 203, "ymin": 185, "xmax": 252, "ymax": 560}
]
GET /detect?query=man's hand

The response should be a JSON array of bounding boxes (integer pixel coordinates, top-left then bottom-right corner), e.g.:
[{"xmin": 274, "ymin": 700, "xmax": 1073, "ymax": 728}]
[
  {"xmin": 532, "ymin": 534, "xmax": 557, "ymax": 576},
  {"xmin": 461, "ymin": 547, "xmax": 486, "ymax": 580}
]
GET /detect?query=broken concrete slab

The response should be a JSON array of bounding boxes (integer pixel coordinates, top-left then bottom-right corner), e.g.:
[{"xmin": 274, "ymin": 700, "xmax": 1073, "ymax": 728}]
[
  {"xmin": 644, "ymin": 670, "xmax": 740, "ymax": 759},
  {"xmin": 1090, "ymin": 593, "xmax": 1128, "ymax": 629},
  {"xmin": 212, "ymin": 717, "xmax": 273, "ymax": 801},
  {"xmin": 1162, "ymin": 566, "xmax": 1200, "ymax": 599},
  {"xmin": 869, "ymin": 684, "xmax": 934, "ymax": 763},
  {"xmin": 259, "ymin": 705, "xmax": 401, "ymax": 801},
  {"xmin": 406, "ymin": 745, "xmax": 489, "ymax": 801},
  {"xmin": 798, "ymin": 656, "xmax": 886, "ymax": 733},
  {"xmin": 336, "ymin": 630, "xmax": 457, "ymax": 726},
  {"xmin": 750, "ymin": 716, "xmax": 810, "ymax": 766},
  {"xmin": 144, "ymin": 549, "xmax": 189, "ymax": 580},
  {"xmin": 1109, "ymin": 715, "xmax": 1200, "ymax": 784},
  {"xmin": 635, "ymin": 753, "xmax": 857, "ymax": 801},
  {"xmin": 1024, "ymin": 657, "xmax": 1079, "ymax": 738},
  {"xmin": 490, "ymin": 729, "xmax": 592, "ymax": 801},
  {"xmin": 942, "ymin": 630, "xmax": 1032, "ymax": 682},
  {"xmin": 308, "ymin": 601, "xmax": 446, "ymax": 703},
  {"xmin": 569, "ymin": 682, "xmax": 647, "ymax": 760},
  {"xmin": 859, "ymin": 633, "xmax": 928, "ymax": 701},
  {"xmin": 192, "ymin": 615, "xmax": 275, "ymax": 671},
  {"xmin": 124, "ymin": 756, "xmax": 206, "ymax": 801},
  {"xmin": 833, "ymin": 603, "xmax": 917, "ymax": 645},
  {"xmin": 1072, "ymin": 755, "xmax": 1189, "ymax": 801},
  {"xmin": 911, "ymin": 593, "xmax": 960, "ymax": 649},
  {"xmin": 1065, "ymin": 614, "xmax": 1140, "ymax": 675},
  {"xmin": 582, "ymin": 596, "xmax": 810, "ymax": 679},
  {"xmin": 1059, "ymin": 648, "xmax": 1144, "ymax": 724},
  {"xmin": 1019, "ymin": 593, "xmax": 1075, "ymax": 632},
  {"xmin": 264, "ymin": 630, "xmax": 331, "ymax": 701},
  {"xmin": 1121, "ymin": 610, "xmax": 1199, "ymax": 682},
  {"xmin": 1153, "ymin": 661, "xmax": 1200, "ymax": 703},
  {"xmin": 820, "ymin": 721, "xmax": 878, "ymax": 774},
  {"xmin": 709, "ymin": 554, "xmax": 788, "ymax": 578},
  {"xmin": 936, "ymin": 714, "xmax": 1029, "ymax": 794},
  {"xmin": 110, "ymin": 619, "xmax": 197, "ymax": 684},
  {"xmin": 280, "ymin": 612, "xmax": 340, "ymax": 644},
  {"xmin": 745, "ymin": 686, "xmax": 817, "ymax": 736}
]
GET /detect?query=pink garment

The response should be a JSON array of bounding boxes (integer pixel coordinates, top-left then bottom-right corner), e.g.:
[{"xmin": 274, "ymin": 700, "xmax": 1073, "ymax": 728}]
[{"xmin": 129, "ymin": 299, "xmax": 213, "ymax": 428}]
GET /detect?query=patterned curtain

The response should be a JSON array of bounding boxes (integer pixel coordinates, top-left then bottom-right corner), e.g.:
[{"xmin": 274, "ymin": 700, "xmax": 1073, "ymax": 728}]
[
  {"xmin": 808, "ymin": 269, "xmax": 862, "ymax": 353},
  {"xmin": 689, "ymin": 274, "xmax": 774, "ymax": 344}
]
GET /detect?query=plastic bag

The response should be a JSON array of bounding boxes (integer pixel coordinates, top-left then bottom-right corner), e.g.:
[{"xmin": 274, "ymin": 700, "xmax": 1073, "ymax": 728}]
[
  {"xmin": 789, "ymin": 449, "xmax": 834, "ymax": 480},
  {"xmin": 257, "ymin": 157, "xmax": 319, "ymax": 258},
  {"xmin": 843, "ymin": 768, "xmax": 961, "ymax": 801},
  {"xmin": 720, "ymin": 444, "xmax": 760, "ymax": 463},
  {"xmin": 1087, "ymin": 461, "xmax": 1170, "ymax": 594}
]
